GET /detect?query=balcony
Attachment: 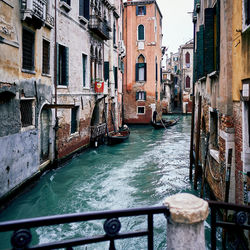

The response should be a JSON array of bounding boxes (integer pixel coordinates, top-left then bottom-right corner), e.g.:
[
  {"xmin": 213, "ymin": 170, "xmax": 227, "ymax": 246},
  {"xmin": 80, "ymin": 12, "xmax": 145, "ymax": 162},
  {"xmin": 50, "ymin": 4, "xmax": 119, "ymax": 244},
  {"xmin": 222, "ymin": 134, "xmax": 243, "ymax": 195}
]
[
  {"xmin": 21, "ymin": 0, "xmax": 47, "ymax": 29},
  {"xmin": 89, "ymin": 15, "xmax": 110, "ymax": 40}
]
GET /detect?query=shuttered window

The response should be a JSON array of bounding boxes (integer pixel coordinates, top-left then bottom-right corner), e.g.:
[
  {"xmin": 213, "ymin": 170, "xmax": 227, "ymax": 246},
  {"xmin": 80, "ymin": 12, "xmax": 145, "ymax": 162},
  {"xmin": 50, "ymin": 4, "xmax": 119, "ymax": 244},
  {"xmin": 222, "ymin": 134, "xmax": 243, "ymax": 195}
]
[
  {"xmin": 113, "ymin": 22, "xmax": 116, "ymax": 45},
  {"xmin": 79, "ymin": 0, "xmax": 90, "ymax": 20},
  {"xmin": 136, "ymin": 91, "xmax": 146, "ymax": 101},
  {"xmin": 196, "ymin": 25, "xmax": 204, "ymax": 79},
  {"xmin": 185, "ymin": 52, "xmax": 190, "ymax": 66},
  {"xmin": 104, "ymin": 61, "xmax": 109, "ymax": 85},
  {"xmin": 136, "ymin": 6, "xmax": 146, "ymax": 16},
  {"xmin": 204, "ymin": 8, "xmax": 215, "ymax": 75},
  {"xmin": 155, "ymin": 62, "xmax": 158, "ymax": 81},
  {"xmin": 82, "ymin": 54, "xmax": 87, "ymax": 87},
  {"xmin": 71, "ymin": 107, "xmax": 78, "ymax": 134},
  {"xmin": 20, "ymin": 100, "xmax": 33, "ymax": 127},
  {"xmin": 113, "ymin": 66, "xmax": 118, "ymax": 89},
  {"xmin": 22, "ymin": 28, "xmax": 35, "ymax": 71},
  {"xmin": 136, "ymin": 63, "xmax": 146, "ymax": 81},
  {"xmin": 42, "ymin": 39, "xmax": 50, "ymax": 74},
  {"xmin": 138, "ymin": 25, "xmax": 144, "ymax": 40},
  {"xmin": 57, "ymin": 44, "xmax": 69, "ymax": 86}
]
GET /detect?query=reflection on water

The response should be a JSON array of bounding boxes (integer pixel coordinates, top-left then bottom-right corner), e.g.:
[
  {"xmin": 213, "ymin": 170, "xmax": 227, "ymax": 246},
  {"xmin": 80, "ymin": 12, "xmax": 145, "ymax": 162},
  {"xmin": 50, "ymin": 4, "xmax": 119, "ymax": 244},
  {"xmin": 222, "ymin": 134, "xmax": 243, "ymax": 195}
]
[{"xmin": 0, "ymin": 115, "xmax": 211, "ymax": 249}]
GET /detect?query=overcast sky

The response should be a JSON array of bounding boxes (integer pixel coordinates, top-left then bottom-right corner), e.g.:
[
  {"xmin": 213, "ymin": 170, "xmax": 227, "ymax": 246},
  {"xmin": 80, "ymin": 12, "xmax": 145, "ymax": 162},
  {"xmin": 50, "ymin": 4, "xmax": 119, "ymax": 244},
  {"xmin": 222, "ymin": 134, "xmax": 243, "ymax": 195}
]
[{"xmin": 157, "ymin": 0, "xmax": 194, "ymax": 54}]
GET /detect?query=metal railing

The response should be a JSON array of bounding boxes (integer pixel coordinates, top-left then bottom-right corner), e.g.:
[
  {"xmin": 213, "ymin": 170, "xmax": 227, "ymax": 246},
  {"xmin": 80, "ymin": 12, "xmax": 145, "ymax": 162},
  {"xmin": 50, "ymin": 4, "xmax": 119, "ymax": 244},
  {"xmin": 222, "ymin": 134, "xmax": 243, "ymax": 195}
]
[
  {"xmin": 0, "ymin": 206, "xmax": 169, "ymax": 250},
  {"xmin": 208, "ymin": 200, "xmax": 250, "ymax": 250},
  {"xmin": 89, "ymin": 15, "xmax": 110, "ymax": 40}
]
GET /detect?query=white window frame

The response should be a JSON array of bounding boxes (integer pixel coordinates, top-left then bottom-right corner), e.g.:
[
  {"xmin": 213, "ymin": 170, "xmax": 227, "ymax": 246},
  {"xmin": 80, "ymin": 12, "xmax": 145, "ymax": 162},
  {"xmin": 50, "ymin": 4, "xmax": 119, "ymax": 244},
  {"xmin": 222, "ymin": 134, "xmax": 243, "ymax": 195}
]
[{"xmin": 137, "ymin": 106, "xmax": 145, "ymax": 115}]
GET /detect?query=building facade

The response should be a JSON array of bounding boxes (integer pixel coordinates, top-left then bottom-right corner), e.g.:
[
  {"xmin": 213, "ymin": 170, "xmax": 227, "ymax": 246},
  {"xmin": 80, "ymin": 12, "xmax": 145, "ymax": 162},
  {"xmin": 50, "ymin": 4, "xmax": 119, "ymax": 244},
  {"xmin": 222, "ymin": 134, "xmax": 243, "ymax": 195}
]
[
  {"xmin": 192, "ymin": 0, "xmax": 250, "ymax": 205},
  {"xmin": 123, "ymin": 0, "xmax": 163, "ymax": 124},
  {"xmin": 0, "ymin": 0, "xmax": 124, "ymax": 202},
  {"xmin": 179, "ymin": 39, "xmax": 193, "ymax": 114}
]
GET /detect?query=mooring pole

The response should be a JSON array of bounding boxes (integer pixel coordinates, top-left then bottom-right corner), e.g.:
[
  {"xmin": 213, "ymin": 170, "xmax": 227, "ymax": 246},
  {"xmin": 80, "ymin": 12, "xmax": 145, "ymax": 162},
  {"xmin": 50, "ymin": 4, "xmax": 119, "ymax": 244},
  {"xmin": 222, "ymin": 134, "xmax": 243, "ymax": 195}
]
[
  {"xmin": 189, "ymin": 98, "xmax": 195, "ymax": 180},
  {"xmin": 194, "ymin": 95, "xmax": 202, "ymax": 190}
]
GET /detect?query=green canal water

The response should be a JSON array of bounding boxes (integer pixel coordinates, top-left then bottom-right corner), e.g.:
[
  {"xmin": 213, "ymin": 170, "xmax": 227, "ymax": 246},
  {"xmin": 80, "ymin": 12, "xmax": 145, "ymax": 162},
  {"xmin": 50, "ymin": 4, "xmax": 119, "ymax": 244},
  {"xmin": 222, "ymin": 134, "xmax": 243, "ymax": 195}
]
[{"xmin": 0, "ymin": 115, "xmax": 212, "ymax": 249}]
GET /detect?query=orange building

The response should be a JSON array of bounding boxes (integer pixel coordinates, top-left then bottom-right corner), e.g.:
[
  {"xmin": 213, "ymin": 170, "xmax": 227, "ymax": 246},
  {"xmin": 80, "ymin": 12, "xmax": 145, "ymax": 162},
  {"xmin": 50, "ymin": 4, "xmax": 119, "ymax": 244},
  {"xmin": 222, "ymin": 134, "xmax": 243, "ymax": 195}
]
[{"xmin": 123, "ymin": 0, "xmax": 163, "ymax": 124}]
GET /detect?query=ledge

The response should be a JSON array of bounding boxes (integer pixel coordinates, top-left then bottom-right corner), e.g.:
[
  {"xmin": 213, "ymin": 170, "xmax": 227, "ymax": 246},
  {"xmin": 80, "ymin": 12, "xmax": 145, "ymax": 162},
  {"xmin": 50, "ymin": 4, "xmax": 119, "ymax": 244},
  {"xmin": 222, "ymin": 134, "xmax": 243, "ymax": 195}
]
[{"xmin": 59, "ymin": 1, "xmax": 71, "ymax": 12}]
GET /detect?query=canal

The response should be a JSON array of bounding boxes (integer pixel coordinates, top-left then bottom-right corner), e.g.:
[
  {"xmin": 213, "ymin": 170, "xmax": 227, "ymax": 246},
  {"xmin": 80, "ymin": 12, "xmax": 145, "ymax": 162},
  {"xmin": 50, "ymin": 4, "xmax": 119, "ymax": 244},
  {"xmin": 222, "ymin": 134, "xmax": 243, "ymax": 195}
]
[{"xmin": 0, "ymin": 115, "xmax": 211, "ymax": 249}]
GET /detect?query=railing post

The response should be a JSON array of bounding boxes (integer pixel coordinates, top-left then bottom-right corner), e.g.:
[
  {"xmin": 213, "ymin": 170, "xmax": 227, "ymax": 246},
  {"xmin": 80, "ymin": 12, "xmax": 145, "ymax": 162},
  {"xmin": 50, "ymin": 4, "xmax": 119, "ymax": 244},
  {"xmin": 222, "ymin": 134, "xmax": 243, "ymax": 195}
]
[{"xmin": 164, "ymin": 193, "xmax": 209, "ymax": 249}]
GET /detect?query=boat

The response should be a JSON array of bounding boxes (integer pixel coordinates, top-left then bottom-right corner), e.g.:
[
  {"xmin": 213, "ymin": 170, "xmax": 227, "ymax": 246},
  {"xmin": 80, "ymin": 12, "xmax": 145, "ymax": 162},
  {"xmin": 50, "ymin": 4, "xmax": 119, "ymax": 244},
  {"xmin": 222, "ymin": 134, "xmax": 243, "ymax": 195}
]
[
  {"xmin": 151, "ymin": 117, "xmax": 180, "ymax": 129},
  {"xmin": 107, "ymin": 125, "xmax": 130, "ymax": 145}
]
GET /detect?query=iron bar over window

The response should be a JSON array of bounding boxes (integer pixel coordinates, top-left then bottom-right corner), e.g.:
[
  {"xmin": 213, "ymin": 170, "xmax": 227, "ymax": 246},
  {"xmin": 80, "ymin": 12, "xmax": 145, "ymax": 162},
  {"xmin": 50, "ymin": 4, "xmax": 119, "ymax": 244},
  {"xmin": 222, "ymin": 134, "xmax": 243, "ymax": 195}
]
[{"xmin": 22, "ymin": 28, "xmax": 35, "ymax": 71}]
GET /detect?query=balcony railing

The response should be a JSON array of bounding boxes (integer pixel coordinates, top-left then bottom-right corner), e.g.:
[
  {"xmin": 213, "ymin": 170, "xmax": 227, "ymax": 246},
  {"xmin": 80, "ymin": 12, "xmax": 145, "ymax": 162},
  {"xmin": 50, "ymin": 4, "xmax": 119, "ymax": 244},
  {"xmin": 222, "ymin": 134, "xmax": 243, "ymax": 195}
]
[
  {"xmin": 0, "ymin": 206, "xmax": 169, "ymax": 250},
  {"xmin": 89, "ymin": 15, "xmax": 110, "ymax": 40},
  {"xmin": 90, "ymin": 123, "xmax": 107, "ymax": 139},
  {"xmin": 21, "ymin": 0, "xmax": 47, "ymax": 29}
]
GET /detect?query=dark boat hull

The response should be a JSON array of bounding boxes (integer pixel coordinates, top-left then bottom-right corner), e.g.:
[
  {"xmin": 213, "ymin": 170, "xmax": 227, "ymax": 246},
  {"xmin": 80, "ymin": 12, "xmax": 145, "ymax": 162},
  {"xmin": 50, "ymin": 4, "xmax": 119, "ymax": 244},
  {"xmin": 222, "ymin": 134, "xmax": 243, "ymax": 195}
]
[
  {"xmin": 151, "ymin": 118, "xmax": 179, "ymax": 129},
  {"xmin": 108, "ymin": 130, "xmax": 130, "ymax": 145}
]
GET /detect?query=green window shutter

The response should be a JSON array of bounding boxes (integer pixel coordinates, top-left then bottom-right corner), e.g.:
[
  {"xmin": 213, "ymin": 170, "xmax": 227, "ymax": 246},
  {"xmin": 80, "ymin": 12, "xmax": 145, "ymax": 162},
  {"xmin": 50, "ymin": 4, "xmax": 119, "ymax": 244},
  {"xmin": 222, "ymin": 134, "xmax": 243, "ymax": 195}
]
[
  {"xmin": 135, "ymin": 63, "xmax": 139, "ymax": 81},
  {"xmin": 79, "ymin": 0, "xmax": 83, "ymax": 16},
  {"xmin": 136, "ymin": 92, "xmax": 139, "ymax": 100},
  {"xmin": 216, "ymin": 1, "xmax": 220, "ymax": 71},
  {"xmin": 136, "ymin": 6, "xmax": 139, "ymax": 15},
  {"xmin": 82, "ymin": 54, "xmax": 86, "ymax": 87},
  {"xmin": 57, "ymin": 43, "xmax": 59, "ymax": 85},
  {"xmin": 144, "ymin": 91, "xmax": 147, "ymax": 100},
  {"xmin": 143, "ymin": 6, "xmax": 146, "ymax": 15},
  {"xmin": 138, "ymin": 25, "xmax": 144, "ymax": 40},
  {"xmin": 193, "ymin": 51, "xmax": 197, "ymax": 83},
  {"xmin": 84, "ymin": 0, "xmax": 90, "ymax": 20},
  {"xmin": 196, "ymin": 25, "xmax": 204, "ymax": 79},
  {"xmin": 204, "ymin": 8, "xmax": 215, "ymax": 75},
  {"xmin": 113, "ymin": 66, "xmax": 118, "ymax": 89},
  {"xmin": 156, "ymin": 62, "xmax": 158, "ymax": 81},
  {"xmin": 144, "ymin": 63, "xmax": 147, "ymax": 81},
  {"xmin": 71, "ymin": 107, "xmax": 78, "ymax": 134},
  {"xmin": 104, "ymin": 61, "xmax": 109, "ymax": 82},
  {"xmin": 64, "ymin": 46, "xmax": 69, "ymax": 86}
]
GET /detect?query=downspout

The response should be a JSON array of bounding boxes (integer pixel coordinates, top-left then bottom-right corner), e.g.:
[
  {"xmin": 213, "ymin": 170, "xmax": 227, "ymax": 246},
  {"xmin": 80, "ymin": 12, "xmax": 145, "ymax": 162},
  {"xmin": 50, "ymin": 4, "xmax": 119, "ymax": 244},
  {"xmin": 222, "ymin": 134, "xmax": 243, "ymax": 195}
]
[{"xmin": 54, "ymin": 0, "xmax": 58, "ymax": 166}]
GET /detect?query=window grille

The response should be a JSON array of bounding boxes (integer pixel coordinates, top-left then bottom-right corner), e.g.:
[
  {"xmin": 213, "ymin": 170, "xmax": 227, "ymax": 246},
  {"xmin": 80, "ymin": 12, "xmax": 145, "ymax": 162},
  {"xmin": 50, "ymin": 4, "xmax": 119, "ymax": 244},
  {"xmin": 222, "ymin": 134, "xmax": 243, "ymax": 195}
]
[
  {"xmin": 42, "ymin": 39, "xmax": 50, "ymax": 74},
  {"xmin": 22, "ymin": 28, "xmax": 35, "ymax": 71},
  {"xmin": 20, "ymin": 100, "xmax": 33, "ymax": 127}
]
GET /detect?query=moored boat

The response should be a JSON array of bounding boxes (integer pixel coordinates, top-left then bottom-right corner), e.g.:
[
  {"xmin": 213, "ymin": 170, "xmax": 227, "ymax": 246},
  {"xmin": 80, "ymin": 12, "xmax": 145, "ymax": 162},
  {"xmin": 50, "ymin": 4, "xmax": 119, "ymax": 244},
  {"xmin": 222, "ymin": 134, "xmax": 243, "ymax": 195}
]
[
  {"xmin": 107, "ymin": 125, "xmax": 130, "ymax": 145},
  {"xmin": 151, "ymin": 117, "xmax": 180, "ymax": 129}
]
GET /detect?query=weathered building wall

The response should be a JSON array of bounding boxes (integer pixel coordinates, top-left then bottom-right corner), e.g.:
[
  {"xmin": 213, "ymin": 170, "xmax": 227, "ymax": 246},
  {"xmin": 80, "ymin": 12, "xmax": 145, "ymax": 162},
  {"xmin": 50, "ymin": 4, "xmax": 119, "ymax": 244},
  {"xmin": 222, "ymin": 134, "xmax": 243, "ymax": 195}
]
[{"xmin": 123, "ymin": 0, "xmax": 162, "ymax": 124}]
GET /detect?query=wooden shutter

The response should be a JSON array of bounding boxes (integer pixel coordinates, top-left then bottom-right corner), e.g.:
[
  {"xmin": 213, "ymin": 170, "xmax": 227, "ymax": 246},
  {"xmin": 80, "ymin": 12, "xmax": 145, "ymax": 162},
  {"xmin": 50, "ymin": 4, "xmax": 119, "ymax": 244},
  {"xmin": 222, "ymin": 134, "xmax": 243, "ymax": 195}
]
[
  {"xmin": 136, "ymin": 6, "xmax": 139, "ymax": 15},
  {"xmin": 216, "ymin": 1, "xmax": 220, "ymax": 71},
  {"xmin": 204, "ymin": 8, "xmax": 215, "ymax": 74},
  {"xmin": 138, "ymin": 25, "xmax": 144, "ymax": 40},
  {"xmin": 143, "ymin": 6, "xmax": 146, "ymax": 15},
  {"xmin": 63, "ymin": 46, "xmax": 69, "ymax": 86},
  {"xmin": 136, "ymin": 92, "xmax": 139, "ymax": 101},
  {"xmin": 42, "ymin": 40, "xmax": 50, "ymax": 74},
  {"xmin": 79, "ymin": 0, "xmax": 84, "ymax": 16},
  {"xmin": 84, "ymin": 0, "xmax": 90, "ymax": 20},
  {"xmin": 144, "ymin": 63, "xmax": 147, "ymax": 81},
  {"xmin": 144, "ymin": 91, "xmax": 147, "ymax": 100},
  {"xmin": 135, "ymin": 63, "xmax": 139, "ymax": 81},
  {"xmin": 22, "ymin": 28, "xmax": 34, "ymax": 71},
  {"xmin": 196, "ymin": 25, "xmax": 204, "ymax": 79}
]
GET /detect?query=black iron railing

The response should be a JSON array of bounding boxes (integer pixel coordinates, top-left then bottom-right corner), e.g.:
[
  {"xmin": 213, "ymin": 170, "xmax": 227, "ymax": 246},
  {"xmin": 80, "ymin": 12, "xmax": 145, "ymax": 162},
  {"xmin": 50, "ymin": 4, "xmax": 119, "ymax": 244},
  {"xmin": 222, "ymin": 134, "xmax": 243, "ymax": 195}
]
[
  {"xmin": 0, "ymin": 206, "xmax": 169, "ymax": 250},
  {"xmin": 89, "ymin": 15, "xmax": 110, "ymax": 40},
  {"xmin": 208, "ymin": 200, "xmax": 250, "ymax": 250}
]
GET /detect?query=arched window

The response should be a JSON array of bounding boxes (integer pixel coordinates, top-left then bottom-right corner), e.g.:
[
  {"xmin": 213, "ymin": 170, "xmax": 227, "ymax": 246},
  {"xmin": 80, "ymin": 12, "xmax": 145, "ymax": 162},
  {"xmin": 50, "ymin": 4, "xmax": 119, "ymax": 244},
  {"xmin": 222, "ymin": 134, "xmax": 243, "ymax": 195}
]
[
  {"xmin": 185, "ymin": 52, "xmax": 190, "ymax": 67},
  {"xmin": 113, "ymin": 22, "xmax": 116, "ymax": 45},
  {"xmin": 136, "ymin": 55, "xmax": 146, "ymax": 81},
  {"xmin": 138, "ymin": 24, "xmax": 144, "ymax": 40},
  {"xmin": 186, "ymin": 75, "xmax": 191, "ymax": 88}
]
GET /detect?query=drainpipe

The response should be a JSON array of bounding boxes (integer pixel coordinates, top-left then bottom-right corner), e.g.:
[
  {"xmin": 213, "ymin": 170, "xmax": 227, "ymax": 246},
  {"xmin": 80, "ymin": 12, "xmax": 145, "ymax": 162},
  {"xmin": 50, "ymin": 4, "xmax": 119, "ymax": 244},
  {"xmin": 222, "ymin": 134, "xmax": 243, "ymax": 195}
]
[{"xmin": 54, "ymin": 0, "xmax": 58, "ymax": 165}]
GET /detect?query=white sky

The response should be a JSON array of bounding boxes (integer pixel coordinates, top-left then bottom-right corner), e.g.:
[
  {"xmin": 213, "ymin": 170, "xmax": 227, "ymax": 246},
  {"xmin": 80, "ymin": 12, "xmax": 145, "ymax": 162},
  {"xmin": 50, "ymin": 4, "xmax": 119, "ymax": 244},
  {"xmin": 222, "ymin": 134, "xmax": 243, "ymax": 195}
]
[{"xmin": 156, "ymin": 0, "xmax": 194, "ymax": 54}]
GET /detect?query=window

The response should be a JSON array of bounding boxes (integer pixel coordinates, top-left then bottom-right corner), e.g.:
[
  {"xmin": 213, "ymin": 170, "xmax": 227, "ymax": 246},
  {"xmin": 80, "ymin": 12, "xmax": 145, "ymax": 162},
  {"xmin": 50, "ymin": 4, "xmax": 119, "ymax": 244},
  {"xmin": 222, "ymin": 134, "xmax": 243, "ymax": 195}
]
[
  {"xmin": 136, "ymin": 55, "xmax": 146, "ymax": 81},
  {"xmin": 137, "ymin": 106, "xmax": 145, "ymax": 114},
  {"xmin": 71, "ymin": 107, "xmax": 78, "ymax": 134},
  {"xmin": 210, "ymin": 110, "xmax": 218, "ymax": 149},
  {"xmin": 42, "ymin": 39, "xmax": 50, "ymax": 74},
  {"xmin": 136, "ymin": 6, "xmax": 146, "ymax": 16},
  {"xmin": 22, "ymin": 28, "xmax": 35, "ymax": 71},
  {"xmin": 79, "ymin": 0, "xmax": 90, "ymax": 20},
  {"xmin": 138, "ymin": 25, "xmax": 144, "ymax": 40},
  {"xmin": 243, "ymin": 0, "xmax": 250, "ymax": 30},
  {"xmin": 57, "ymin": 44, "xmax": 69, "ymax": 86},
  {"xmin": 82, "ymin": 54, "xmax": 87, "ymax": 87},
  {"xmin": 20, "ymin": 100, "xmax": 33, "ymax": 127},
  {"xmin": 113, "ymin": 66, "xmax": 118, "ymax": 89},
  {"xmin": 61, "ymin": 0, "xmax": 71, "ymax": 5},
  {"xmin": 155, "ymin": 59, "xmax": 158, "ymax": 81},
  {"xmin": 104, "ymin": 61, "xmax": 109, "ymax": 84},
  {"xmin": 113, "ymin": 22, "xmax": 116, "ymax": 45},
  {"xmin": 185, "ymin": 76, "xmax": 191, "ymax": 88},
  {"xmin": 136, "ymin": 91, "xmax": 146, "ymax": 101},
  {"xmin": 185, "ymin": 52, "xmax": 190, "ymax": 68}
]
